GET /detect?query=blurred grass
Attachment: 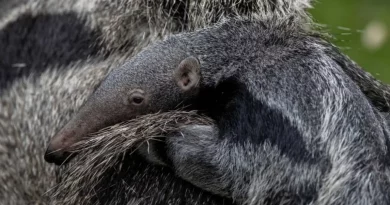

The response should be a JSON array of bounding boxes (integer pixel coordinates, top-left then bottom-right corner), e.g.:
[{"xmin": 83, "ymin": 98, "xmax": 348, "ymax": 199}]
[{"xmin": 310, "ymin": 0, "xmax": 390, "ymax": 82}]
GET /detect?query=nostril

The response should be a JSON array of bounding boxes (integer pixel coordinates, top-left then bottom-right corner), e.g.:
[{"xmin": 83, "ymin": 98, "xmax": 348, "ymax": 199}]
[
  {"xmin": 44, "ymin": 147, "xmax": 75, "ymax": 165},
  {"xmin": 44, "ymin": 148, "xmax": 61, "ymax": 163},
  {"xmin": 44, "ymin": 120, "xmax": 88, "ymax": 165}
]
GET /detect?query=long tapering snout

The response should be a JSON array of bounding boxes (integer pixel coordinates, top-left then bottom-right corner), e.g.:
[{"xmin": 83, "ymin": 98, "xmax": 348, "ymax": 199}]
[
  {"xmin": 44, "ymin": 95, "xmax": 128, "ymax": 165},
  {"xmin": 44, "ymin": 61, "xmax": 154, "ymax": 165},
  {"xmin": 44, "ymin": 116, "xmax": 98, "ymax": 165},
  {"xmin": 44, "ymin": 127, "xmax": 79, "ymax": 165}
]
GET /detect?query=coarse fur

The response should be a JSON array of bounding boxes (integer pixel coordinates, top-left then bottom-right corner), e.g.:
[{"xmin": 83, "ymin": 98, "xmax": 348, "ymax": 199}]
[
  {"xmin": 2, "ymin": 0, "xmax": 390, "ymax": 205},
  {"xmin": 0, "ymin": 0, "xmax": 318, "ymax": 204},
  {"xmin": 49, "ymin": 111, "xmax": 215, "ymax": 204},
  {"xmin": 3, "ymin": 0, "xmax": 388, "ymax": 108},
  {"xmin": 74, "ymin": 17, "xmax": 390, "ymax": 205},
  {"xmin": 0, "ymin": 0, "xmax": 314, "ymax": 91}
]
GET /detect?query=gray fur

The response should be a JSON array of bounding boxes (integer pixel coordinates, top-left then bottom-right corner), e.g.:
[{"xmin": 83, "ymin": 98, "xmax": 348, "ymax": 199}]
[
  {"xmin": 0, "ymin": 0, "xmax": 258, "ymax": 204},
  {"xmin": 0, "ymin": 0, "xmax": 316, "ymax": 204},
  {"xmin": 153, "ymin": 19, "xmax": 390, "ymax": 205},
  {"xmin": 2, "ymin": 0, "xmax": 390, "ymax": 205},
  {"xmin": 48, "ymin": 111, "xmax": 216, "ymax": 204},
  {"xmin": 313, "ymin": 38, "xmax": 390, "ymax": 112},
  {"xmin": 85, "ymin": 9, "xmax": 390, "ymax": 205}
]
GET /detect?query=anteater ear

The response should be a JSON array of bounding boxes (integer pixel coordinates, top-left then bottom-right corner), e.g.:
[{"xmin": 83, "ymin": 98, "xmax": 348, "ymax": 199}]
[{"xmin": 173, "ymin": 56, "xmax": 201, "ymax": 92}]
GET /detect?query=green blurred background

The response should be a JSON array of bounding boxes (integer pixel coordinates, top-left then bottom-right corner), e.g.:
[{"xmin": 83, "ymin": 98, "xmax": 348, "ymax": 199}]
[{"xmin": 310, "ymin": 0, "xmax": 389, "ymax": 82}]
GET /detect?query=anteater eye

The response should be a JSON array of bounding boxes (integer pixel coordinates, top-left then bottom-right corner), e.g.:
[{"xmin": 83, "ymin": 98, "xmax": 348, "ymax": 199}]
[
  {"xmin": 132, "ymin": 96, "xmax": 144, "ymax": 105},
  {"xmin": 128, "ymin": 89, "xmax": 146, "ymax": 106}
]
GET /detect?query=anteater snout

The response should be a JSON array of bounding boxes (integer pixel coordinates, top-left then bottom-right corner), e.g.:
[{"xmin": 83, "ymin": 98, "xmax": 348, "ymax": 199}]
[
  {"xmin": 44, "ymin": 148, "xmax": 74, "ymax": 165},
  {"xmin": 44, "ymin": 130, "xmax": 79, "ymax": 165}
]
